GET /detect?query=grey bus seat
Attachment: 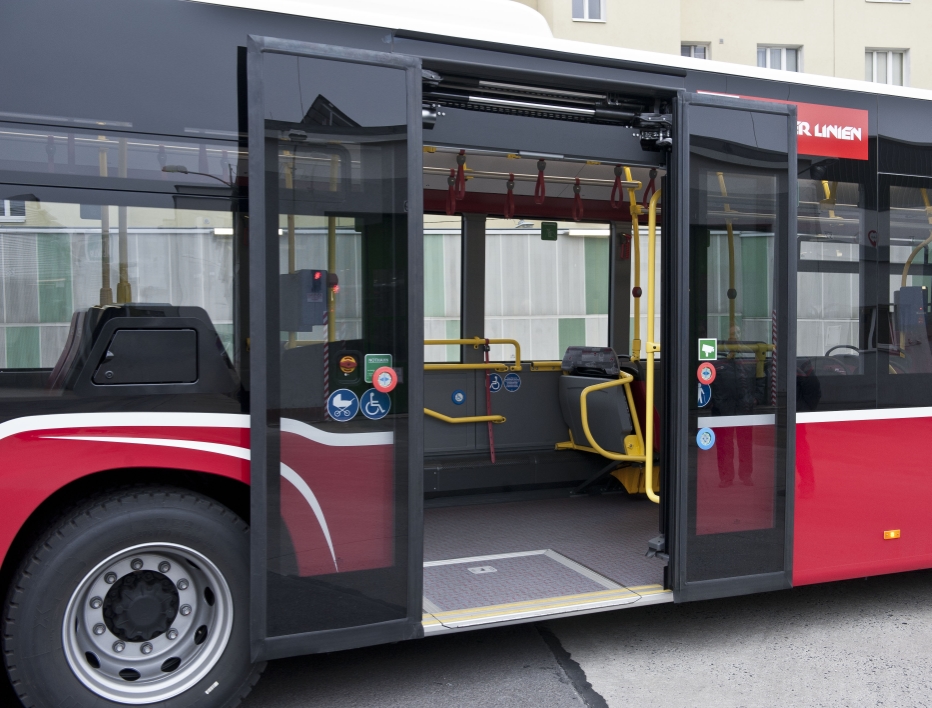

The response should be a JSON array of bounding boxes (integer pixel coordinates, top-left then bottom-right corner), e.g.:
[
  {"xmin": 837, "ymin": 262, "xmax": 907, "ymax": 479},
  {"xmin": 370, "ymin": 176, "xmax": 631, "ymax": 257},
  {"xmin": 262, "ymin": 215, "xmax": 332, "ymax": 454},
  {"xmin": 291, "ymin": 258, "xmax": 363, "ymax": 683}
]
[{"xmin": 558, "ymin": 346, "xmax": 633, "ymax": 456}]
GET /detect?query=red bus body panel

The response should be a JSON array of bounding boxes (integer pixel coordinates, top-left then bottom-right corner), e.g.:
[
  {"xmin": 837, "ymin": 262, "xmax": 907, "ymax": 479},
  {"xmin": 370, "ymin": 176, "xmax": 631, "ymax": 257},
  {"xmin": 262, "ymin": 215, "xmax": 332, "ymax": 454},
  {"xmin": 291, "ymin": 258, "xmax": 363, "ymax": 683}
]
[
  {"xmin": 0, "ymin": 414, "xmax": 395, "ymax": 579},
  {"xmin": 794, "ymin": 414, "xmax": 932, "ymax": 585}
]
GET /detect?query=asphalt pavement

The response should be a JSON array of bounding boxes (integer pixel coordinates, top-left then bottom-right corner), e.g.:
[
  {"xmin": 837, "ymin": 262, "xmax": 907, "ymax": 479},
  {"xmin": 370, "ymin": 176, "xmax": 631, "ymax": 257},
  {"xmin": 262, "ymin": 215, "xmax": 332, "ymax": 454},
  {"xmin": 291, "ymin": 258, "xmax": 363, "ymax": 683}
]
[
  {"xmin": 3, "ymin": 568, "xmax": 931, "ymax": 707},
  {"xmin": 242, "ymin": 568, "xmax": 932, "ymax": 708}
]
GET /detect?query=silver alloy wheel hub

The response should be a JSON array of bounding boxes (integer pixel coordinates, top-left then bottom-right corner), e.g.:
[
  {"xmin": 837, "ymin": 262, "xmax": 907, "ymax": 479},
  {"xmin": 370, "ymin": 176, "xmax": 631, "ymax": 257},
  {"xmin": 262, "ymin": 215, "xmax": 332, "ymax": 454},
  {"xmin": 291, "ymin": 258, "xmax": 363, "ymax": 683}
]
[{"xmin": 62, "ymin": 543, "xmax": 233, "ymax": 704}]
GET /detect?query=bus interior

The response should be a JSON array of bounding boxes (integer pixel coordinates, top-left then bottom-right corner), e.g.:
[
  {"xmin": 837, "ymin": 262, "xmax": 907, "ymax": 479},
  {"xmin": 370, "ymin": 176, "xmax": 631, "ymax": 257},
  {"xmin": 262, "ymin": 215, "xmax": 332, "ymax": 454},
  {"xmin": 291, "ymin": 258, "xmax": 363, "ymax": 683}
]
[{"xmin": 414, "ymin": 72, "xmax": 675, "ymax": 629}]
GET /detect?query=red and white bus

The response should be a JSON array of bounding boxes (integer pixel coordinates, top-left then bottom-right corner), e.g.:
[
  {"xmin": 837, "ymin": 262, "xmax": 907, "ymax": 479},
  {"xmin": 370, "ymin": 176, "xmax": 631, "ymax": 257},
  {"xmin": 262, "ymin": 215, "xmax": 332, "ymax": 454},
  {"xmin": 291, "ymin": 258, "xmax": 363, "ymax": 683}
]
[{"xmin": 3, "ymin": 1, "xmax": 932, "ymax": 706}]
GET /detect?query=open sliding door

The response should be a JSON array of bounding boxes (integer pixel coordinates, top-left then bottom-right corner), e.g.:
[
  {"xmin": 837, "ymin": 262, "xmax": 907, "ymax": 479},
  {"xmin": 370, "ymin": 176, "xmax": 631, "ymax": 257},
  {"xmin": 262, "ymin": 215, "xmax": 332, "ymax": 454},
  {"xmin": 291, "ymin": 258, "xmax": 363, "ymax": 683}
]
[
  {"xmin": 671, "ymin": 92, "xmax": 797, "ymax": 601},
  {"xmin": 247, "ymin": 36, "xmax": 423, "ymax": 660}
]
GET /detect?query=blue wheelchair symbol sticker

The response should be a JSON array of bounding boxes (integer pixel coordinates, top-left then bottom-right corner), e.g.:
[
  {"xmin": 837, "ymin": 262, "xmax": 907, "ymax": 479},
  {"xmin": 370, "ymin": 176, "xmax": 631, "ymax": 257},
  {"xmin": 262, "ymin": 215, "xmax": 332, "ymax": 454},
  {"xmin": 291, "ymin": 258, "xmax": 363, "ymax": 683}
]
[
  {"xmin": 452, "ymin": 389, "xmax": 466, "ymax": 405},
  {"xmin": 503, "ymin": 372, "xmax": 521, "ymax": 392},
  {"xmin": 696, "ymin": 427, "xmax": 716, "ymax": 450},
  {"xmin": 488, "ymin": 373, "xmax": 503, "ymax": 393},
  {"xmin": 327, "ymin": 389, "xmax": 359, "ymax": 422},
  {"xmin": 360, "ymin": 389, "xmax": 391, "ymax": 420},
  {"xmin": 698, "ymin": 383, "xmax": 712, "ymax": 408}
]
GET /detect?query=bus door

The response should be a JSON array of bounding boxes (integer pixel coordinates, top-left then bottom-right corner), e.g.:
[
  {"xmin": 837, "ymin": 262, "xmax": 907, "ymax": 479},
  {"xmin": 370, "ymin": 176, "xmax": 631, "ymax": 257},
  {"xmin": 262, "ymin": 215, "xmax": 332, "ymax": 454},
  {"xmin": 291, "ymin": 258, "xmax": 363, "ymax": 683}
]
[
  {"xmin": 247, "ymin": 37, "xmax": 424, "ymax": 659},
  {"xmin": 670, "ymin": 93, "xmax": 796, "ymax": 601}
]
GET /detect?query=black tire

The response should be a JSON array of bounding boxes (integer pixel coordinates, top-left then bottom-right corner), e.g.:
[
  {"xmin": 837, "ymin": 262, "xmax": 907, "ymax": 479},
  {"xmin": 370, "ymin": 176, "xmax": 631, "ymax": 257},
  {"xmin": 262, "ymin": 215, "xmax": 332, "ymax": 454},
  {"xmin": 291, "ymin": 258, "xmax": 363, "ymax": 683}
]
[{"xmin": 2, "ymin": 485, "xmax": 265, "ymax": 708}]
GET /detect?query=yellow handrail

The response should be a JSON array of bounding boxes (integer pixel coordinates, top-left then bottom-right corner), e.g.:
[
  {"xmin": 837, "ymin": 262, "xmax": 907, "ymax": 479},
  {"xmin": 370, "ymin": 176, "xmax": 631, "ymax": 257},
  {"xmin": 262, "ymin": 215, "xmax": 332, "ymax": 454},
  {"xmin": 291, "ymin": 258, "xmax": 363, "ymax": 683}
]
[
  {"xmin": 578, "ymin": 373, "xmax": 646, "ymax": 462},
  {"xmin": 644, "ymin": 188, "xmax": 662, "ymax": 504},
  {"xmin": 717, "ymin": 172, "xmax": 738, "ymax": 342},
  {"xmin": 624, "ymin": 166, "xmax": 642, "ymax": 362},
  {"xmin": 424, "ymin": 408, "xmax": 506, "ymax": 424},
  {"xmin": 424, "ymin": 337, "xmax": 522, "ymax": 372},
  {"xmin": 719, "ymin": 341, "xmax": 775, "ymax": 378}
]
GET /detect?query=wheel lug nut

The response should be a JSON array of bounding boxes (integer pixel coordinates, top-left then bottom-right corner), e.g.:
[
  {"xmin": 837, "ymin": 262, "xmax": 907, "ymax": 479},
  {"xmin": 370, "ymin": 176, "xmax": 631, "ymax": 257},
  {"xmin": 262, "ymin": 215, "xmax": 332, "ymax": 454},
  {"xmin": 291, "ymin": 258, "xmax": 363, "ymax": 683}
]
[
  {"xmin": 177, "ymin": 578, "xmax": 189, "ymax": 590},
  {"xmin": 180, "ymin": 605, "xmax": 192, "ymax": 617},
  {"xmin": 93, "ymin": 624, "xmax": 105, "ymax": 636},
  {"xmin": 130, "ymin": 558, "xmax": 143, "ymax": 570},
  {"xmin": 167, "ymin": 629, "xmax": 178, "ymax": 640},
  {"xmin": 104, "ymin": 573, "xmax": 117, "ymax": 584},
  {"xmin": 159, "ymin": 561, "xmax": 171, "ymax": 573},
  {"xmin": 89, "ymin": 596, "xmax": 103, "ymax": 609},
  {"xmin": 141, "ymin": 642, "xmax": 153, "ymax": 655},
  {"xmin": 113, "ymin": 641, "xmax": 125, "ymax": 653}
]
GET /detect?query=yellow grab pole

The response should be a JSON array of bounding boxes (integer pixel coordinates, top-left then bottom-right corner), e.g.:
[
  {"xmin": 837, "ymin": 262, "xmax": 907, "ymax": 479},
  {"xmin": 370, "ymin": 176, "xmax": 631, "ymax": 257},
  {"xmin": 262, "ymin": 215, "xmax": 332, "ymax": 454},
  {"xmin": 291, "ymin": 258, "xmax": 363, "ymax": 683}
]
[
  {"xmin": 284, "ymin": 151, "xmax": 297, "ymax": 348},
  {"xmin": 328, "ymin": 154, "xmax": 339, "ymax": 343},
  {"xmin": 717, "ymin": 172, "xmax": 737, "ymax": 342},
  {"xmin": 645, "ymin": 188, "xmax": 662, "ymax": 504},
  {"xmin": 424, "ymin": 408, "xmax": 505, "ymax": 424},
  {"xmin": 98, "ymin": 138, "xmax": 113, "ymax": 306},
  {"xmin": 624, "ymin": 166, "xmax": 642, "ymax": 361},
  {"xmin": 116, "ymin": 138, "xmax": 132, "ymax": 303},
  {"xmin": 578, "ymin": 374, "xmax": 646, "ymax": 462}
]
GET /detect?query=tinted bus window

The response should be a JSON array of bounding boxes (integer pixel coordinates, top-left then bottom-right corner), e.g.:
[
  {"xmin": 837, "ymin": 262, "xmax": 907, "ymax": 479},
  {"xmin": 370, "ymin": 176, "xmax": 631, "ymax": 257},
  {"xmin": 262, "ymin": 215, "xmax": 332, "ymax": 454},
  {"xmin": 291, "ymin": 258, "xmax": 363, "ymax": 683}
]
[
  {"xmin": 484, "ymin": 219, "xmax": 610, "ymax": 361},
  {"xmin": 878, "ymin": 175, "xmax": 932, "ymax": 407},
  {"xmin": 0, "ymin": 196, "xmax": 240, "ymax": 405}
]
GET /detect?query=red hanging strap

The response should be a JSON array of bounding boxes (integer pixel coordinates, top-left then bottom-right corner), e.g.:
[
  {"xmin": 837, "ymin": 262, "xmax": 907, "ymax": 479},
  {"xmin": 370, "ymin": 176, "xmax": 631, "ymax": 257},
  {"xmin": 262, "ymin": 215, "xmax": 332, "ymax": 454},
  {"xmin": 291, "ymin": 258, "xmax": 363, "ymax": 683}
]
[
  {"xmin": 572, "ymin": 177, "xmax": 584, "ymax": 221},
  {"xmin": 484, "ymin": 341, "xmax": 496, "ymax": 464},
  {"xmin": 641, "ymin": 168, "xmax": 658, "ymax": 209},
  {"xmin": 610, "ymin": 164, "xmax": 623, "ymax": 209},
  {"xmin": 445, "ymin": 168, "xmax": 457, "ymax": 216},
  {"xmin": 534, "ymin": 159, "xmax": 546, "ymax": 205},
  {"xmin": 504, "ymin": 173, "xmax": 515, "ymax": 219},
  {"xmin": 455, "ymin": 150, "xmax": 467, "ymax": 199}
]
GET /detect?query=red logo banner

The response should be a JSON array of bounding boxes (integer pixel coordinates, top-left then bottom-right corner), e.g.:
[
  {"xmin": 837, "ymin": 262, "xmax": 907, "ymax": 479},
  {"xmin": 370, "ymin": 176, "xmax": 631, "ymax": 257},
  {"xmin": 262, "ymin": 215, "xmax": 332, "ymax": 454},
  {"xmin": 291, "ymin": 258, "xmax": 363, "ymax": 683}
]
[{"xmin": 699, "ymin": 92, "xmax": 870, "ymax": 161}]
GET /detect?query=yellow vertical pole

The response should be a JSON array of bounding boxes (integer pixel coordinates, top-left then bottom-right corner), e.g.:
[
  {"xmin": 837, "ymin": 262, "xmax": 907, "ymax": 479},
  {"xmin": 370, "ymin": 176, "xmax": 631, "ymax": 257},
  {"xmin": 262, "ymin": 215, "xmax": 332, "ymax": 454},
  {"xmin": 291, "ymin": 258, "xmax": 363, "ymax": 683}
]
[
  {"xmin": 116, "ymin": 138, "xmax": 132, "ymax": 303},
  {"xmin": 284, "ymin": 150, "xmax": 297, "ymax": 349},
  {"xmin": 644, "ymin": 188, "xmax": 662, "ymax": 504},
  {"xmin": 328, "ymin": 154, "xmax": 338, "ymax": 343},
  {"xmin": 624, "ymin": 166, "xmax": 642, "ymax": 361},
  {"xmin": 98, "ymin": 138, "xmax": 113, "ymax": 306},
  {"xmin": 717, "ymin": 172, "xmax": 737, "ymax": 342}
]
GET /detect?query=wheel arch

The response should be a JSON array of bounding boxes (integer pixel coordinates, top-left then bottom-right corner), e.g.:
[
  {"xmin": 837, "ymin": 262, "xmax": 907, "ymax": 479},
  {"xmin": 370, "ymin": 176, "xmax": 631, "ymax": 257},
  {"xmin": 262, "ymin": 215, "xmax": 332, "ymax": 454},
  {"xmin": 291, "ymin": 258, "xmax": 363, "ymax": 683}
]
[{"xmin": 0, "ymin": 467, "xmax": 250, "ymax": 604}]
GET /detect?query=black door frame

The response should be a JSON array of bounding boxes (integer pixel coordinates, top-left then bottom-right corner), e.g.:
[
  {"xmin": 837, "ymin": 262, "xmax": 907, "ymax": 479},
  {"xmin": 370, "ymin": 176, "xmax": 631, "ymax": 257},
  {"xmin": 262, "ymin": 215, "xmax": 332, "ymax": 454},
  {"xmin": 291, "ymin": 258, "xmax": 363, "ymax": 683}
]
[
  {"xmin": 246, "ymin": 34, "xmax": 424, "ymax": 661},
  {"xmin": 668, "ymin": 91, "xmax": 797, "ymax": 601}
]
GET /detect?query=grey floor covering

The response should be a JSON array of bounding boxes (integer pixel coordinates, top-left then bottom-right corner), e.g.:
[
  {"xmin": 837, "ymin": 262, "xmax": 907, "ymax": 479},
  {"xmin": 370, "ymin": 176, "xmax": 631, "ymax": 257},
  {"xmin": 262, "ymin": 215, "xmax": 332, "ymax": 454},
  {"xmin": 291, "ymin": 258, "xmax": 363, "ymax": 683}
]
[{"xmin": 423, "ymin": 494, "xmax": 666, "ymax": 593}]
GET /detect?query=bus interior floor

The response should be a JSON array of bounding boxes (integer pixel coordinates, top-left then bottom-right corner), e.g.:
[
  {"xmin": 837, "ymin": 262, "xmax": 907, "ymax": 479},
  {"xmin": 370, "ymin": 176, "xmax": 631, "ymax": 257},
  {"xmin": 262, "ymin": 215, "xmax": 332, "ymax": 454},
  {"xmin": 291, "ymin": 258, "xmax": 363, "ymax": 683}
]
[{"xmin": 422, "ymin": 494, "xmax": 668, "ymax": 626}]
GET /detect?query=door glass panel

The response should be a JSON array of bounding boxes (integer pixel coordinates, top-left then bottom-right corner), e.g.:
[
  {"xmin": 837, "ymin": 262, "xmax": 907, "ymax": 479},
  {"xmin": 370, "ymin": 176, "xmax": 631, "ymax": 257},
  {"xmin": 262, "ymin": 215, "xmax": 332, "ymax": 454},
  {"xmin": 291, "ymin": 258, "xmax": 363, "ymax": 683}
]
[
  {"xmin": 260, "ymin": 53, "xmax": 410, "ymax": 636},
  {"xmin": 687, "ymin": 104, "xmax": 790, "ymax": 583}
]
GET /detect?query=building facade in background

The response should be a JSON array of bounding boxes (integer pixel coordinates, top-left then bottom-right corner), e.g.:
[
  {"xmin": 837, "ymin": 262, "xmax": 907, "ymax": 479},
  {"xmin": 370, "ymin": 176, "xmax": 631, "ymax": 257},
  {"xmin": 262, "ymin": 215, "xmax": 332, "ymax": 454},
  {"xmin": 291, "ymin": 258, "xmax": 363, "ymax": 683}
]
[{"xmin": 515, "ymin": 0, "xmax": 925, "ymax": 89}]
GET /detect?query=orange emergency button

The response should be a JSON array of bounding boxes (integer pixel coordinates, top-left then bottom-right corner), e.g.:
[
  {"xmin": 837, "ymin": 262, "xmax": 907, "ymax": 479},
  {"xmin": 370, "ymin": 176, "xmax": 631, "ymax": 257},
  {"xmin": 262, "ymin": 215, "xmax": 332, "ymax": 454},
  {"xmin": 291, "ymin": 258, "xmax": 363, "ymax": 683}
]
[{"xmin": 883, "ymin": 529, "xmax": 901, "ymax": 540}]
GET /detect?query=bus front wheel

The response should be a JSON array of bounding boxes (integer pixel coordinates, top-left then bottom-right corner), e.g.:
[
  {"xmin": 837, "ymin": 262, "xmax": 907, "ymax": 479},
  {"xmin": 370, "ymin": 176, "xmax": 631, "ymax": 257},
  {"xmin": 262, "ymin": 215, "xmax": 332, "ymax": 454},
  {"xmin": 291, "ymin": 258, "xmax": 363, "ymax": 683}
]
[{"xmin": 3, "ymin": 485, "xmax": 264, "ymax": 707}]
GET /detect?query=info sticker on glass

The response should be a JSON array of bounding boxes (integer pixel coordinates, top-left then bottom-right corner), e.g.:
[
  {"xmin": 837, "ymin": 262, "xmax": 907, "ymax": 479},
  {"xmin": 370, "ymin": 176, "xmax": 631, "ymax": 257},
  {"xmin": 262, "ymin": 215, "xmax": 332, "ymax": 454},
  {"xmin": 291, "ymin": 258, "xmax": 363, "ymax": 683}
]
[
  {"xmin": 372, "ymin": 366, "xmax": 398, "ymax": 393},
  {"xmin": 697, "ymin": 362, "xmax": 716, "ymax": 385}
]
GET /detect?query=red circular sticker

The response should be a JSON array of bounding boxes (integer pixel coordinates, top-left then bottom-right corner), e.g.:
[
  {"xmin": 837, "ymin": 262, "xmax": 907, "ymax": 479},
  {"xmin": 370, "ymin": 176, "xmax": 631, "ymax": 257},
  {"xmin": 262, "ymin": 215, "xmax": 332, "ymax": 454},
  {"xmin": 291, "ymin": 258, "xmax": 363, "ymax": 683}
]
[
  {"xmin": 697, "ymin": 362, "xmax": 716, "ymax": 385},
  {"xmin": 372, "ymin": 366, "xmax": 398, "ymax": 393}
]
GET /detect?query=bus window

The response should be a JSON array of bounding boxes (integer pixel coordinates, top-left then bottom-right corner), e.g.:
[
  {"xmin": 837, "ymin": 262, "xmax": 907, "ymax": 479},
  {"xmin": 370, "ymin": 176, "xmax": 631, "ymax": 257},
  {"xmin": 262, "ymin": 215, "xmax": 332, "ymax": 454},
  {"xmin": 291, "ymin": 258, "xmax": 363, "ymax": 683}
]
[
  {"xmin": 0, "ymin": 196, "xmax": 240, "ymax": 404},
  {"xmin": 424, "ymin": 213, "xmax": 461, "ymax": 363},
  {"xmin": 882, "ymin": 177, "xmax": 932, "ymax": 399},
  {"xmin": 793, "ymin": 164, "xmax": 878, "ymax": 412},
  {"xmin": 484, "ymin": 219, "xmax": 609, "ymax": 361}
]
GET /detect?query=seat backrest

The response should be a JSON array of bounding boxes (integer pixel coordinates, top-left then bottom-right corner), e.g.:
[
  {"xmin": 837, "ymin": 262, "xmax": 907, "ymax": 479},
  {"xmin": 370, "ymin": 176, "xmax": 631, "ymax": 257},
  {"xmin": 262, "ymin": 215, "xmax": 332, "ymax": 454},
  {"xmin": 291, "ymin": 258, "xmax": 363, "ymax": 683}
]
[
  {"xmin": 558, "ymin": 374, "xmax": 633, "ymax": 455},
  {"xmin": 46, "ymin": 310, "xmax": 86, "ymax": 390}
]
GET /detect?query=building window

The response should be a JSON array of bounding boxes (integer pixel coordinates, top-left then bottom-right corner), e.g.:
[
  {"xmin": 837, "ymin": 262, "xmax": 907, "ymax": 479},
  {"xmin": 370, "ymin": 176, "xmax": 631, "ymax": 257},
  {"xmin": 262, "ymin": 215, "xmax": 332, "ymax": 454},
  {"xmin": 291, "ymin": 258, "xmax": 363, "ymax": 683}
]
[
  {"xmin": 0, "ymin": 200, "xmax": 26, "ymax": 223},
  {"xmin": 757, "ymin": 46, "xmax": 801, "ymax": 72},
  {"xmin": 865, "ymin": 50, "xmax": 907, "ymax": 86},
  {"xmin": 572, "ymin": 0, "xmax": 605, "ymax": 22},
  {"xmin": 681, "ymin": 45, "xmax": 709, "ymax": 60}
]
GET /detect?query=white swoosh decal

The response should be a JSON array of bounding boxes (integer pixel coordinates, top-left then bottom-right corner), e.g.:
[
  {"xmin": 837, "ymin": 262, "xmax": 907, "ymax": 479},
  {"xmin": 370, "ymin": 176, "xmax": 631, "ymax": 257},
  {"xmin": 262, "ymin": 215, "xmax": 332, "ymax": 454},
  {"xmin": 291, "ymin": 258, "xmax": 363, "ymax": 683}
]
[
  {"xmin": 42, "ymin": 433, "xmax": 339, "ymax": 573},
  {"xmin": 41, "ymin": 435, "xmax": 251, "ymax": 459},
  {"xmin": 280, "ymin": 463, "xmax": 339, "ymax": 572},
  {"xmin": 281, "ymin": 417, "xmax": 393, "ymax": 447}
]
